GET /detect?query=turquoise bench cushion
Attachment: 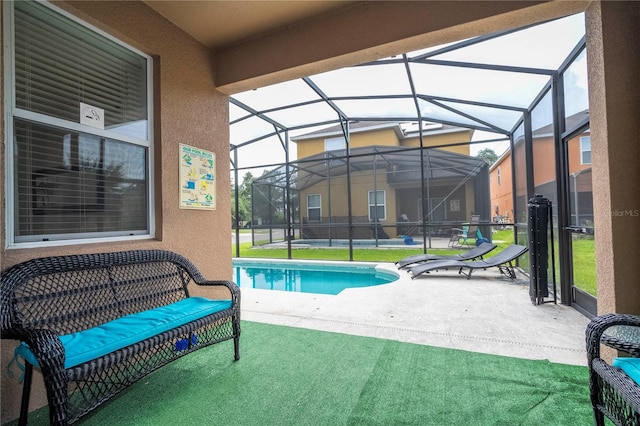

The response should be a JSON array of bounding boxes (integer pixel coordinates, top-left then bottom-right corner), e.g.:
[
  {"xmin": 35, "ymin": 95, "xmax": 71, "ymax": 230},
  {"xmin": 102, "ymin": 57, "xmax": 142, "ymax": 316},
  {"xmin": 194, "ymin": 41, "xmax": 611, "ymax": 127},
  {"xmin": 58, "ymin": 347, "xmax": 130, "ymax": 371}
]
[
  {"xmin": 16, "ymin": 297, "xmax": 232, "ymax": 369},
  {"xmin": 612, "ymin": 357, "xmax": 640, "ymax": 385}
]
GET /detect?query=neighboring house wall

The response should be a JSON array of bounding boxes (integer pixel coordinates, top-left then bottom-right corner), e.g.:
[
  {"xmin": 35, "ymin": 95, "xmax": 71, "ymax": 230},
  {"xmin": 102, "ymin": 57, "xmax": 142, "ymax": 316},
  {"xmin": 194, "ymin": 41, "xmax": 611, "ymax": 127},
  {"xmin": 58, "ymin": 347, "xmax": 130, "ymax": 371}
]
[
  {"xmin": 401, "ymin": 130, "xmax": 473, "ymax": 155},
  {"xmin": 296, "ymin": 127, "xmax": 401, "ymax": 158},
  {"xmin": 297, "ymin": 126, "xmax": 473, "ymax": 158},
  {"xmin": 569, "ymin": 132, "xmax": 592, "ymax": 172},
  {"xmin": 532, "ymin": 135, "xmax": 556, "ymax": 190},
  {"xmin": 489, "ymin": 131, "xmax": 592, "ymax": 223},
  {"xmin": 351, "ymin": 128, "xmax": 400, "ymax": 149},
  {"xmin": 490, "ymin": 153, "xmax": 514, "ymax": 222},
  {"xmin": 300, "ymin": 167, "xmax": 398, "ymax": 237}
]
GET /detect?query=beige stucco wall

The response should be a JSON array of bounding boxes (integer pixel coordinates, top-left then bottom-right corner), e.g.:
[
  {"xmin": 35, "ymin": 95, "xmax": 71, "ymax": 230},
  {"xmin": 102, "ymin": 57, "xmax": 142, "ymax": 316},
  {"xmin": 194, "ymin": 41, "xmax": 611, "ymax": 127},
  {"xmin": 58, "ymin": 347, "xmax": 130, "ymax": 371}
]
[
  {"xmin": 295, "ymin": 127, "xmax": 401, "ymax": 158},
  {"xmin": 586, "ymin": 1, "xmax": 640, "ymax": 316},
  {"xmin": 296, "ymin": 127, "xmax": 473, "ymax": 159},
  {"xmin": 350, "ymin": 128, "xmax": 399, "ymax": 149},
  {"xmin": 401, "ymin": 130, "xmax": 473, "ymax": 155},
  {"xmin": 300, "ymin": 169, "xmax": 397, "ymax": 223},
  {"xmin": 1, "ymin": 1, "xmax": 232, "ymax": 422},
  {"xmin": 215, "ymin": 1, "xmax": 588, "ymax": 94}
]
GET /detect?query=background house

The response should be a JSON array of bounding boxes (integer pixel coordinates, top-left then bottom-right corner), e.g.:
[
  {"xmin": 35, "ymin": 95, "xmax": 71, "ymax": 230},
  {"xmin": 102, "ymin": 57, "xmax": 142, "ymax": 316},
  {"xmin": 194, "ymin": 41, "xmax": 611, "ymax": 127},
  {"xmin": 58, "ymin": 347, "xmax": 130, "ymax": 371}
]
[{"xmin": 258, "ymin": 121, "xmax": 491, "ymax": 240}]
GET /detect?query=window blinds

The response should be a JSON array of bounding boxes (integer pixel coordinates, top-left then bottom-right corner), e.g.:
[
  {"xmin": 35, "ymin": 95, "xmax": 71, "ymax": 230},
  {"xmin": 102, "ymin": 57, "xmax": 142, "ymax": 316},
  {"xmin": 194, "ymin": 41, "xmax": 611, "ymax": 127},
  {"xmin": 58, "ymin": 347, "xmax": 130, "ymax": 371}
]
[
  {"xmin": 14, "ymin": 1, "xmax": 148, "ymax": 140},
  {"xmin": 11, "ymin": 2, "xmax": 150, "ymax": 242}
]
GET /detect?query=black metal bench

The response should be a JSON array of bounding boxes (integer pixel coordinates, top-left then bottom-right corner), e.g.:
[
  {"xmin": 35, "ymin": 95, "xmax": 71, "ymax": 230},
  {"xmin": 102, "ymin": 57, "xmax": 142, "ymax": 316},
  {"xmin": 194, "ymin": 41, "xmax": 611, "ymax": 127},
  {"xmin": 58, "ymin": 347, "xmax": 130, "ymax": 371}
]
[
  {"xmin": 586, "ymin": 313, "xmax": 640, "ymax": 425},
  {"xmin": 1, "ymin": 250, "xmax": 241, "ymax": 425}
]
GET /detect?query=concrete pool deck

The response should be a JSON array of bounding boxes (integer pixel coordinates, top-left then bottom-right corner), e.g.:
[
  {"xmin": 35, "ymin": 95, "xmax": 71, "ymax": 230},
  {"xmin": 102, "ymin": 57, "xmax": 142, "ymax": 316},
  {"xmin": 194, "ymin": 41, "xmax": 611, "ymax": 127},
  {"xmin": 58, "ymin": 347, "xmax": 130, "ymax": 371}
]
[{"xmin": 240, "ymin": 261, "xmax": 591, "ymax": 366}]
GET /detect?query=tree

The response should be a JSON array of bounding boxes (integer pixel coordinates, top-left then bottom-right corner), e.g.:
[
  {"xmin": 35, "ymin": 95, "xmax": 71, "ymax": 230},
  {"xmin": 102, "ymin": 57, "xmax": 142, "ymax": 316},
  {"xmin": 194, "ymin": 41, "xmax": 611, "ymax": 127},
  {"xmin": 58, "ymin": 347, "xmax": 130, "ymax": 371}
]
[
  {"xmin": 476, "ymin": 148, "xmax": 498, "ymax": 165},
  {"xmin": 231, "ymin": 172, "xmax": 254, "ymax": 226},
  {"xmin": 231, "ymin": 189, "xmax": 250, "ymax": 226},
  {"xmin": 252, "ymin": 169, "xmax": 287, "ymax": 225},
  {"xmin": 239, "ymin": 172, "xmax": 254, "ymax": 202}
]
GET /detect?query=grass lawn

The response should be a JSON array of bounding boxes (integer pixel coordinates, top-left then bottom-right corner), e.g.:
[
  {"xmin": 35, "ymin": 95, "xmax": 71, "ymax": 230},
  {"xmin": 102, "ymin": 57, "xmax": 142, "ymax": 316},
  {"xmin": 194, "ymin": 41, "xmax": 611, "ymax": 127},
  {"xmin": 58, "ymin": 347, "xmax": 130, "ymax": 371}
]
[
  {"xmin": 232, "ymin": 229, "xmax": 516, "ymax": 263},
  {"xmin": 231, "ymin": 229, "xmax": 253, "ymax": 234},
  {"xmin": 570, "ymin": 237, "xmax": 596, "ymax": 296}
]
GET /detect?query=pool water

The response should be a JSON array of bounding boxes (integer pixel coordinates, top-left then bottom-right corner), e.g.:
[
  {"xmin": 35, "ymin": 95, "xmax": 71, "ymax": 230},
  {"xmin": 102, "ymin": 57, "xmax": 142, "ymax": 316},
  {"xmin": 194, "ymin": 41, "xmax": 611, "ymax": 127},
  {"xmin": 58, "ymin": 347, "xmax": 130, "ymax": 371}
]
[{"xmin": 232, "ymin": 260, "xmax": 398, "ymax": 295}]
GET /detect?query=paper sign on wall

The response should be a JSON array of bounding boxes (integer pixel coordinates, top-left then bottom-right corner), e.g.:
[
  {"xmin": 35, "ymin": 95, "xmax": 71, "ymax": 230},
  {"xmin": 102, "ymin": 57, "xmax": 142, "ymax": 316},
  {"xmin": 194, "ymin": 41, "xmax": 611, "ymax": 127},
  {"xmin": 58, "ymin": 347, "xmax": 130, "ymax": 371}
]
[
  {"xmin": 179, "ymin": 144, "xmax": 216, "ymax": 210},
  {"xmin": 80, "ymin": 102, "xmax": 105, "ymax": 129}
]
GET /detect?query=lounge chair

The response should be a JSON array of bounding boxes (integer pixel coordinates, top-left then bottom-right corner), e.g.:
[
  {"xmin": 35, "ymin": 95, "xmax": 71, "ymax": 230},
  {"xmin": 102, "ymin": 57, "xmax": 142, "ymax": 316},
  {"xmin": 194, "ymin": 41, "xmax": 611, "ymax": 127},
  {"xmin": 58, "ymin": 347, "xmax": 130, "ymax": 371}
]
[
  {"xmin": 408, "ymin": 244, "xmax": 528, "ymax": 280},
  {"xmin": 395, "ymin": 242, "xmax": 497, "ymax": 269}
]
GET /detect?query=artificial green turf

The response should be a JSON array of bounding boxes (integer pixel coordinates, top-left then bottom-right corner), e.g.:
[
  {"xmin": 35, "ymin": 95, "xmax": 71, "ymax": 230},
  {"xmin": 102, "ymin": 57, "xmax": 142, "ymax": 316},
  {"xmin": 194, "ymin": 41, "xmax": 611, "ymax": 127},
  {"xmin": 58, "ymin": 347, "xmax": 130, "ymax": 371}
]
[{"xmin": 18, "ymin": 321, "xmax": 593, "ymax": 426}]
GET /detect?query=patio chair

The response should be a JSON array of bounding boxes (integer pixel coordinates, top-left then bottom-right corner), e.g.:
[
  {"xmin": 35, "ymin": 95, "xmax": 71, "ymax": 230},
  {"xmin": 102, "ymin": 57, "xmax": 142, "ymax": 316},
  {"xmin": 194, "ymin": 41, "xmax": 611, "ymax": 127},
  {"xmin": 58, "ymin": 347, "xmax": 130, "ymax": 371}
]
[
  {"xmin": 586, "ymin": 313, "xmax": 640, "ymax": 426},
  {"xmin": 395, "ymin": 242, "xmax": 497, "ymax": 269},
  {"xmin": 407, "ymin": 244, "xmax": 528, "ymax": 279},
  {"xmin": 449, "ymin": 215, "xmax": 480, "ymax": 248}
]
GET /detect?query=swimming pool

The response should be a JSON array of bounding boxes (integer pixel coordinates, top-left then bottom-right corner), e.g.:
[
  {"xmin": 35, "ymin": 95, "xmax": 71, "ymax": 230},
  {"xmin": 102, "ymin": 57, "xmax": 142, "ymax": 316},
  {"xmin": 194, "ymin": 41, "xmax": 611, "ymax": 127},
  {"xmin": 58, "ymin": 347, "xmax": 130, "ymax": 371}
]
[{"xmin": 232, "ymin": 259, "xmax": 399, "ymax": 295}]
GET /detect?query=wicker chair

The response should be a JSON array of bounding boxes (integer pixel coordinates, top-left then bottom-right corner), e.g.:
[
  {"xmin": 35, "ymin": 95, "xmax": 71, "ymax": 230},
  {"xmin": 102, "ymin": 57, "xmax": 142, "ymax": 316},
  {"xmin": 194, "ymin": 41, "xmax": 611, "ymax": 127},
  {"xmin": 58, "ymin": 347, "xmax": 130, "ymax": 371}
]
[
  {"xmin": 1, "ymin": 250, "xmax": 241, "ymax": 426},
  {"xmin": 586, "ymin": 313, "xmax": 640, "ymax": 425}
]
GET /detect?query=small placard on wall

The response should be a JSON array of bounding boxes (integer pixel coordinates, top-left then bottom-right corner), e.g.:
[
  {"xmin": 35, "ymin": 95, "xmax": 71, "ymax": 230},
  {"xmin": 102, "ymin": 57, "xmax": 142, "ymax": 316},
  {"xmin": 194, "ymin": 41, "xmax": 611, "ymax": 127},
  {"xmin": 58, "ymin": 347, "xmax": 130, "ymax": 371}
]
[
  {"xmin": 80, "ymin": 102, "xmax": 104, "ymax": 129},
  {"xmin": 179, "ymin": 144, "xmax": 216, "ymax": 210},
  {"xmin": 450, "ymin": 199, "xmax": 460, "ymax": 212}
]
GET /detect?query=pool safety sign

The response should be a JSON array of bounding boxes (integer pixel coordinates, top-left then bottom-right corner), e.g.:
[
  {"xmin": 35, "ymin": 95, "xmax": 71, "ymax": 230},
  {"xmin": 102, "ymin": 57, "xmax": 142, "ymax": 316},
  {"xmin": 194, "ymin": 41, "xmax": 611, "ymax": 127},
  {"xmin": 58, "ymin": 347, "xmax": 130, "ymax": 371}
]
[{"xmin": 179, "ymin": 144, "xmax": 216, "ymax": 210}]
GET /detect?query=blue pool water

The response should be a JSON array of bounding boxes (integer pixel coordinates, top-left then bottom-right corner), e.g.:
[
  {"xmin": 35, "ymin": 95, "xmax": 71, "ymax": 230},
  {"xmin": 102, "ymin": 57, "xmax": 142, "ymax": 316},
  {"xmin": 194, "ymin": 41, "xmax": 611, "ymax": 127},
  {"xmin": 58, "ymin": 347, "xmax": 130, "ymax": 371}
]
[{"xmin": 232, "ymin": 260, "xmax": 398, "ymax": 295}]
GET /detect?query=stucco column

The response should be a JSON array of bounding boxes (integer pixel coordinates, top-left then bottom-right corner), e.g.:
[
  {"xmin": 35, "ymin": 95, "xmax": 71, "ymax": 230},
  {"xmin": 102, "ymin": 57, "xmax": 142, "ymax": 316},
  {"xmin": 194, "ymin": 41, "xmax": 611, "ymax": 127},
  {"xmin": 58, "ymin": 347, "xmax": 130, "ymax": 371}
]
[{"xmin": 586, "ymin": 1, "xmax": 640, "ymax": 315}]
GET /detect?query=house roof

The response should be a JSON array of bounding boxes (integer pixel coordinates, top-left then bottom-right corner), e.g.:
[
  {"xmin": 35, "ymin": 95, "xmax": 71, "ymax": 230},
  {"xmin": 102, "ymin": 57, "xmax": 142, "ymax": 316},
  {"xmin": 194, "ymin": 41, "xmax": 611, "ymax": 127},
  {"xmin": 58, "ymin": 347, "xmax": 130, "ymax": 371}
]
[{"xmin": 290, "ymin": 121, "xmax": 472, "ymax": 142}]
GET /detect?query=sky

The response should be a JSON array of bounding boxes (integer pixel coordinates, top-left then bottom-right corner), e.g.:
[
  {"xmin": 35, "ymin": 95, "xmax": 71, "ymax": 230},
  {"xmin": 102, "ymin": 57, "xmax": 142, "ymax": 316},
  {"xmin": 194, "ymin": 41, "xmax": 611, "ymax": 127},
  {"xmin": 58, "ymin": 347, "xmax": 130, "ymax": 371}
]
[{"xmin": 229, "ymin": 12, "xmax": 587, "ymax": 181}]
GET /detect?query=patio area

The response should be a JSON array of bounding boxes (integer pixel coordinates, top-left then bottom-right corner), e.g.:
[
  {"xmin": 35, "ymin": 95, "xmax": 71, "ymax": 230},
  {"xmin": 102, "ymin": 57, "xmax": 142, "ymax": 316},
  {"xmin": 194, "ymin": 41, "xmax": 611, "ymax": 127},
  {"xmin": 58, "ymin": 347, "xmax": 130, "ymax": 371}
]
[
  {"xmin": 241, "ymin": 263, "xmax": 590, "ymax": 366},
  {"xmin": 7, "ymin": 260, "xmax": 593, "ymax": 426},
  {"xmin": 4, "ymin": 2, "xmax": 640, "ymax": 424}
]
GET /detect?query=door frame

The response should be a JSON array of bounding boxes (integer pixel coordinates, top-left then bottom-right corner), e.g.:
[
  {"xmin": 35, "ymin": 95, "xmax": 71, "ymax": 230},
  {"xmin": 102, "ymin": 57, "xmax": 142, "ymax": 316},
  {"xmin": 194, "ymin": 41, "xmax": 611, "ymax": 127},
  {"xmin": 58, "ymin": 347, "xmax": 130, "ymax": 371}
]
[{"xmin": 557, "ymin": 120, "xmax": 595, "ymax": 317}]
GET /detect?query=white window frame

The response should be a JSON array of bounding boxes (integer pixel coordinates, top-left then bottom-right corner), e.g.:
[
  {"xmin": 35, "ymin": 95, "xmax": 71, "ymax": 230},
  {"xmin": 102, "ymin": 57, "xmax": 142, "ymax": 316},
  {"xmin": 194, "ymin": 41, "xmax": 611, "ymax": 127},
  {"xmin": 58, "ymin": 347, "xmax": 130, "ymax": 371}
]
[
  {"xmin": 4, "ymin": 1, "xmax": 155, "ymax": 248},
  {"xmin": 306, "ymin": 194, "xmax": 322, "ymax": 222},
  {"xmin": 497, "ymin": 167, "xmax": 501, "ymax": 185},
  {"xmin": 580, "ymin": 136, "xmax": 591, "ymax": 165},
  {"xmin": 368, "ymin": 190, "xmax": 386, "ymax": 221}
]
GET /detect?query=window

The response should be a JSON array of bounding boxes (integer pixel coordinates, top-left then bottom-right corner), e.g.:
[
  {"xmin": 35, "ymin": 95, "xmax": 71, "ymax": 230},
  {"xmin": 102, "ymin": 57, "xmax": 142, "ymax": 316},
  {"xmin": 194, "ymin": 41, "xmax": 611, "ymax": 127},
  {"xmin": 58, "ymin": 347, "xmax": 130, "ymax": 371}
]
[
  {"xmin": 5, "ymin": 1, "xmax": 153, "ymax": 246},
  {"xmin": 497, "ymin": 167, "xmax": 501, "ymax": 185},
  {"xmin": 324, "ymin": 136, "xmax": 346, "ymax": 152},
  {"xmin": 580, "ymin": 136, "xmax": 591, "ymax": 165},
  {"xmin": 307, "ymin": 194, "xmax": 321, "ymax": 221},
  {"xmin": 368, "ymin": 190, "xmax": 386, "ymax": 221}
]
